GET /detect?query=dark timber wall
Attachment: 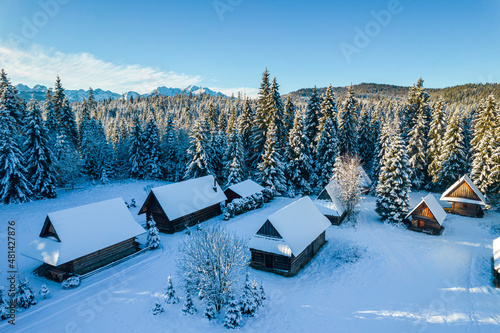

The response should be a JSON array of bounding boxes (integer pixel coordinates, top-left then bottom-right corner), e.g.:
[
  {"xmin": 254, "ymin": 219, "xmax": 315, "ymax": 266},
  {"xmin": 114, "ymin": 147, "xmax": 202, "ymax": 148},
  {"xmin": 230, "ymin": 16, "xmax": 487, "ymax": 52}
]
[
  {"xmin": 56, "ymin": 238, "xmax": 137, "ymax": 275},
  {"xmin": 250, "ymin": 231, "xmax": 326, "ymax": 276}
]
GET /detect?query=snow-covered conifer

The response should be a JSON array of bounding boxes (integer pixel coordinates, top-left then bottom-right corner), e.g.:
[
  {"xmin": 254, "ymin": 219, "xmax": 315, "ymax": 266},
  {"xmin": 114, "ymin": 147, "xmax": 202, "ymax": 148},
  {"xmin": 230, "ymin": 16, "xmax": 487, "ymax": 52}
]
[
  {"xmin": 152, "ymin": 301, "xmax": 164, "ymax": 315},
  {"xmin": 240, "ymin": 273, "xmax": 257, "ymax": 317},
  {"xmin": 182, "ymin": 289, "xmax": 197, "ymax": 315},
  {"xmin": 146, "ymin": 215, "xmax": 161, "ymax": 249},
  {"xmin": 143, "ymin": 116, "xmax": 163, "ymax": 180},
  {"xmin": 24, "ymin": 100, "xmax": 57, "ymax": 199},
  {"xmin": 165, "ymin": 276, "xmax": 179, "ymax": 304},
  {"xmin": 15, "ymin": 277, "xmax": 37, "ymax": 309},
  {"xmin": 224, "ymin": 296, "xmax": 242, "ymax": 329},
  {"xmin": 338, "ymin": 85, "xmax": 359, "ymax": 156},
  {"xmin": 203, "ymin": 300, "xmax": 217, "ymax": 321},
  {"xmin": 258, "ymin": 122, "xmax": 286, "ymax": 195},
  {"xmin": 427, "ymin": 98, "xmax": 447, "ymax": 184},
  {"xmin": 407, "ymin": 107, "xmax": 429, "ymax": 189},
  {"xmin": 317, "ymin": 84, "xmax": 337, "ymax": 143},
  {"xmin": 303, "ymin": 86, "xmax": 321, "ymax": 150},
  {"xmin": 39, "ymin": 284, "xmax": 50, "ymax": 299},
  {"xmin": 129, "ymin": 117, "xmax": 145, "ymax": 179},
  {"xmin": 224, "ymin": 129, "xmax": 246, "ymax": 186},
  {"xmin": 184, "ymin": 117, "xmax": 212, "ymax": 179}
]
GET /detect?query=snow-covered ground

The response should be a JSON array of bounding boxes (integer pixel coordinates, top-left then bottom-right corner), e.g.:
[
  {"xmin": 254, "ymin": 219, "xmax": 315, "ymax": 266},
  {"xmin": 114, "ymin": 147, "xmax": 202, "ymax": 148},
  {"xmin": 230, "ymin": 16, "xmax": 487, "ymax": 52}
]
[{"xmin": 1, "ymin": 180, "xmax": 499, "ymax": 332}]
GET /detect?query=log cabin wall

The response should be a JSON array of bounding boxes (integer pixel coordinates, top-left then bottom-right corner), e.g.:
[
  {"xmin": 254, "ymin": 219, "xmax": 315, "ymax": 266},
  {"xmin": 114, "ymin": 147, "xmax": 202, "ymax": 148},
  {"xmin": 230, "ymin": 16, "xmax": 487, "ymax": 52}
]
[
  {"xmin": 451, "ymin": 202, "xmax": 481, "ymax": 217},
  {"xmin": 250, "ymin": 249, "xmax": 292, "ymax": 274},
  {"xmin": 152, "ymin": 203, "xmax": 222, "ymax": 234},
  {"xmin": 57, "ymin": 238, "xmax": 137, "ymax": 275},
  {"xmin": 290, "ymin": 232, "xmax": 326, "ymax": 275}
]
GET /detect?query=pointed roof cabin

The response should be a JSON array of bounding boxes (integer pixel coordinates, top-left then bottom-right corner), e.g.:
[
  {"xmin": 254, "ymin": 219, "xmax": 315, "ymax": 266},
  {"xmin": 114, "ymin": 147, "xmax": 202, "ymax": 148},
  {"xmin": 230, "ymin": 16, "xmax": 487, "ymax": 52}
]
[
  {"xmin": 138, "ymin": 175, "xmax": 227, "ymax": 234},
  {"xmin": 22, "ymin": 198, "xmax": 145, "ymax": 280},
  {"xmin": 224, "ymin": 179, "xmax": 264, "ymax": 203},
  {"xmin": 406, "ymin": 193, "xmax": 447, "ymax": 235},
  {"xmin": 314, "ymin": 179, "xmax": 346, "ymax": 225},
  {"xmin": 249, "ymin": 197, "xmax": 331, "ymax": 276},
  {"xmin": 440, "ymin": 175, "xmax": 486, "ymax": 217}
]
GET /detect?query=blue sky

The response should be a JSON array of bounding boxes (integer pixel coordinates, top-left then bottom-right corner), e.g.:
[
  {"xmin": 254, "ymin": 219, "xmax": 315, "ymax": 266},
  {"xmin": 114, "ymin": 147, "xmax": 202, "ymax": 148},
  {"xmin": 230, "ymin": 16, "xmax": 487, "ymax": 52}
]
[{"xmin": 0, "ymin": 0, "xmax": 499, "ymax": 96}]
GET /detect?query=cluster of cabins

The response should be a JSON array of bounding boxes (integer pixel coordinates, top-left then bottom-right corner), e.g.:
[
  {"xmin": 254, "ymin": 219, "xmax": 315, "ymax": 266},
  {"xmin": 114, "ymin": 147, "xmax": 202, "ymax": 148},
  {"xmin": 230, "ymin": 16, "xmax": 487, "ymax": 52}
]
[{"xmin": 21, "ymin": 173, "xmax": 499, "ymax": 285}]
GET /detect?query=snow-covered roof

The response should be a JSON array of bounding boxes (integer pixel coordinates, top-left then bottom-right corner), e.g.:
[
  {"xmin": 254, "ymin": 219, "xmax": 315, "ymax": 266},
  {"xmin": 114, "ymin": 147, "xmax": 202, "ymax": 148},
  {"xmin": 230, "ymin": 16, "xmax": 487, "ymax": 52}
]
[
  {"xmin": 146, "ymin": 175, "xmax": 227, "ymax": 221},
  {"xmin": 494, "ymin": 237, "xmax": 500, "ymax": 272},
  {"xmin": 225, "ymin": 179, "xmax": 264, "ymax": 198},
  {"xmin": 440, "ymin": 175, "xmax": 486, "ymax": 206},
  {"xmin": 315, "ymin": 180, "xmax": 346, "ymax": 217},
  {"xmin": 249, "ymin": 197, "xmax": 330, "ymax": 257},
  {"xmin": 22, "ymin": 198, "xmax": 145, "ymax": 266},
  {"xmin": 358, "ymin": 166, "xmax": 372, "ymax": 188},
  {"xmin": 406, "ymin": 193, "xmax": 447, "ymax": 225}
]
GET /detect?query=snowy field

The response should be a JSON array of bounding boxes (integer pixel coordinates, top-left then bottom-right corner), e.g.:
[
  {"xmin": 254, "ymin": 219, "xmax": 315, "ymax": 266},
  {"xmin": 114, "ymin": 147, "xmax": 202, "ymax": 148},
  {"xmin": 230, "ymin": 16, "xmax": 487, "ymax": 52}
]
[{"xmin": 1, "ymin": 180, "xmax": 500, "ymax": 332}]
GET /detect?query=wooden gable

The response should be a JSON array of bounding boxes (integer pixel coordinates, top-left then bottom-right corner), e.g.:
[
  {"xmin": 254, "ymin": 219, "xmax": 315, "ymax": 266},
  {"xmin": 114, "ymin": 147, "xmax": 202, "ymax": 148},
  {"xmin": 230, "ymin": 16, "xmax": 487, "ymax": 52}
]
[
  {"xmin": 39, "ymin": 217, "xmax": 61, "ymax": 242},
  {"xmin": 139, "ymin": 192, "xmax": 166, "ymax": 216},
  {"xmin": 448, "ymin": 181, "xmax": 480, "ymax": 201},
  {"xmin": 410, "ymin": 202, "xmax": 436, "ymax": 222},
  {"xmin": 256, "ymin": 220, "xmax": 283, "ymax": 239},
  {"xmin": 317, "ymin": 189, "xmax": 331, "ymax": 201}
]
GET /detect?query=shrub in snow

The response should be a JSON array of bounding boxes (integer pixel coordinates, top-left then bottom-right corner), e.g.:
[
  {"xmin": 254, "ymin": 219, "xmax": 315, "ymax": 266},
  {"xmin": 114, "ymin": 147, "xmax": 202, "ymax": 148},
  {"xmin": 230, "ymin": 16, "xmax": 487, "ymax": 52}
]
[
  {"xmin": 130, "ymin": 198, "xmax": 136, "ymax": 207},
  {"xmin": 224, "ymin": 193, "xmax": 265, "ymax": 220},
  {"xmin": 252, "ymin": 280, "xmax": 265, "ymax": 308},
  {"xmin": 39, "ymin": 284, "xmax": 50, "ymax": 299},
  {"xmin": 262, "ymin": 187, "xmax": 274, "ymax": 202},
  {"xmin": 15, "ymin": 278, "xmax": 37, "ymax": 309},
  {"xmin": 165, "ymin": 276, "xmax": 179, "ymax": 304},
  {"xmin": 203, "ymin": 300, "xmax": 217, "ymax": 321},
  {"xmin": 240, "ymin": 273, "xmax": 257, "ymax": 317},
  {"xmin": 178, "ymin": 226, "xmax": 247, "ymax": 313},
  {"xmin": 62, "ymin": 276, "xmax": 81, "ymax": 289},
  {"xmin": 152, "ymin": 301, "xmax": 164, "ymax": 315},
  {"xmin": 182, "ymin": 289, "xmax": 196, "ymax": 315},
  {"xmin": 0, "ymin": 286, "xmax": 9, "ymax": 320},
  {"xmin": 224, "ymin": 296, "xmax": 242, "ymax": 329}
]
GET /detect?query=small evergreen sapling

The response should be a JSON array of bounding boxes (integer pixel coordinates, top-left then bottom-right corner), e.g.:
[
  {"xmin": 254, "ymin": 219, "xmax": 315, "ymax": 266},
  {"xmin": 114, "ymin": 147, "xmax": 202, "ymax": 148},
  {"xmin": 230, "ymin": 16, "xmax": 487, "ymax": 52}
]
[
  {"xmin": 203, "ymin": 299, "xmax": 217, "ymax": 321},
  {"xmin": 240, "ymin": 273, "xmax": 257, "ymax": 317},
  {"xmin": 165, "ymin": 276, "xmax": 179, "ymax": 304},
  {"xmin": 15, "ymin": 278, "xmax": 37, "ymax": 309},
  {"xmin": 146, "ymin": 214, "xmax": 161, "ymax": 249},
  {"xmin": 223, "ymin": 295, "xmax": 242, "ymax": 329},
  {"xmin": 182, "ymin": 289, "xmax": 196, "ymax": 315},
  {"xmin": 39, "ymin": 284, "xmax": 50, "ymax": 299},
  {"xmin": 152, "ymin": 301, "xmax": 164, "ymax": 315},
  {"xmin": 0, "ymin": 286, "xmax": 8, "ymax": 320}
]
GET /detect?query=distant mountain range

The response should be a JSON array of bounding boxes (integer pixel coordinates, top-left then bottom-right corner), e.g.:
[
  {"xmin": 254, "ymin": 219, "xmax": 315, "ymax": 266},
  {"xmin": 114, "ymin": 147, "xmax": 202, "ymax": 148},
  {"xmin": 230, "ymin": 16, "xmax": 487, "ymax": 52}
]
[{"xmin": 15, "ymin": 84, "xmax": 225, "ymax": 102}]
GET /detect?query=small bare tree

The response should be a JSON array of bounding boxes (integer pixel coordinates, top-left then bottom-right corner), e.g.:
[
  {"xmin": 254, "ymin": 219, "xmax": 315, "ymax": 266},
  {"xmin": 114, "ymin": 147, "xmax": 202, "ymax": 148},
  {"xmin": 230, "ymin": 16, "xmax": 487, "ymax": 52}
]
[
  {"xmin": 332, "ymin": 154, "xmax": 364, "ymax": 223},
  {"xmin": 177, "ymin": 225, "xmax": 247, "ymax": 313}
]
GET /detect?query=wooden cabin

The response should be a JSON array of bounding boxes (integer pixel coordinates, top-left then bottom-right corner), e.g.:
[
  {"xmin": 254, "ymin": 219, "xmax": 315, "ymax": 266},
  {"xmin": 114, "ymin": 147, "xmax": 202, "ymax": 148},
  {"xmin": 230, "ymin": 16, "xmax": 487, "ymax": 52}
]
[
  {"xmin": 224, "ymin": 179, "xmax": 264, "ymax": 203},
  {"xmin": 358, "ymin": 166, "xmax": 372, "ymax": 194},
  {"xmin": 493, "ymin": 237, "xmax": 500, "ymax": 288},
  {"xmin": 314, "ymin": 179, "xmax": 347, "ymax": 225},
  {"xmin": 249, "ymin": 197, "xmax": 331, "ymax": 276},
  {"xmin": 21, "ymin": 198, "xmax": 145, "ymax": 281},
  {"xmin": 138, "ymin": 175, "xmax": 227, "ymax": 234},
  {"xmin": 440, "ymin": 175, "xmax": 486, "ymax": 217},
  {"xmin": 406, "ymin": 194, "xmax": 447, "ymax": 235}
]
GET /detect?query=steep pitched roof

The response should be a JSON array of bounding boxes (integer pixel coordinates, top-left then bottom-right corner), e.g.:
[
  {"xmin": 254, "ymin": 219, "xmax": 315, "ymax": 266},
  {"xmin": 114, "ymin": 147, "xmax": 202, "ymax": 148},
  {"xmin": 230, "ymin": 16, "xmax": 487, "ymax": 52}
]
[
  {"xmin": 249, "ymin": 197, "xmax": 330, "ymax": 257},
  {"xmin": 141, "ymin": 175, "xmax": 227, "ymax": 220},
  {"xmin": 225, "ymin": 179, "xmax": 264, "ymax": 198},
  {"xmin": 22, "ymin": 198, "xmax": 145, "ymax": 266},
  {"xmin": 314, "ymin": 179, "xmax": 346, "ymax": 217},
  {"xmin": 406, "ymin": 193, "xmax": 447, "ymax": 225},
  {"xmin": 440, "ymin": 174, "xmax": 486, "ymax": 206}
]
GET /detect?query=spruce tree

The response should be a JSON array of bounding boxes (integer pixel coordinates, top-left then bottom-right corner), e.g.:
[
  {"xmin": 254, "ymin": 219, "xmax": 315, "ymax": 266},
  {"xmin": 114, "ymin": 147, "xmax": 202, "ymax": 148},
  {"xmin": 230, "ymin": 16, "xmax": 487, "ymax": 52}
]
[
  {"xmin": 338, "ymin": 85, "xmax": 359, "ymax": 156},
  {"xmin": 53, "ymin": 132, "xmax": 80, "ymax": 186},
  {"xmin": 53, "ymin": 77, "xmax": 78, "ymax": 144},
  {"xmin": 303, "ymin": 86, "xmax": 321, "ymax": 150},
  {"xmin": 315, "ymin": 117, "xmax": 339, "ymax": 190},
  {"xmin": 129, "ymin": 117, "xmax": 146, "ymax": 179},
  {"xmin": 39, "ymin": 284, "xmax": 50, "ymax": 299},
  {"xmin": 223, "ymin": 296, "xmax": 242, "ymax": 329},
  {"xmin": 317, "ymin": 84, "xmax": 337, "ymax": 142},
  {"xmin": 182, "ymin": 289, "xmax": 197, "ymax": 315},
  {"xmin": 427, "ymin": 98, "xmax": 447, "ymax": 184},
  {"xmin": 162, "ymin": 114, "xmax": 177, "ymax": 181},
  {"xmin": 146, "ymin": 215, "xmax": 161, "ymax": 249},
  {"xmin": 257, "ymin": 122, "xmax": 286, "ymax": 195},
  {"xmin": 268, "ymin": 77, "xmax": 285, "ymax": 149},
  {"xmin": 224, "ymin": 129, "xmax": 246, "ymax": 186},
  {"xmin": 152, "ymin": 301, "xmax": 164, "ymax": 315},
  {"xmin": 283, "ymin": 95, "xmax": 296, "ymax": 141},
  {"xmin": 437, "ymin": 109, "xmax": 468, "ymax": 189},
  {"xmin": 80, "ymin": 119, "xmax": 112, "ymax": 180},
  {"xmin": 240, "ymin": 273, "xmax": 257, "ymax": 317},
  {"xmin": 43, "ymin": 88, "xmax": 58, "ymax": 140},
  {"xmin": 15, "ymin": 277, "xmax": 37, "ymax": 309},
  {"xmin": 407, "ymin": 107, "xmax": 429, "ymax": 189},
  {"xmin": 357, "ymin": 107, "xmax": 374, "ymax": 167},
  {"xmin": 285, "ymin": 112, "xmax": 314, "ymax": 195},
  {"xmin": 401, "ymin": 78, "xmax": 431, "ymax": 141},
  {"xmin": 203, "ymin": 300, "xmax": 217, "ymax": 321},
  {"xmin": 184, "ymin": 117, "xmax": 212, "ymax": 179},
  {"xmin": 250, "ymin": 68, "xmax": 272, "ymax": 169},
  {"xmin": 376, "ymin": 130, "xmax": 411, "ymax": 223},
  {"xmin": 143, "ymin": 116, "xmax": 163, "ymax": 180},
  {"xmin": 471, "ymin": 95, "xmax": 499, "ymax": 193},
  {"xmin": 239, "ymin": 98, "xmax": 254, "ymax": 159},
  {"xmin": 0, "ymin": 69, "xmax": 23, "ymax": 126},
  {"xmin": 0, "ymin": 87, "xmax": 32, "ymax": 204},
  {"xmin": 23, "ymin": 100, "xmax": 57, "ymax": 199},
  {"xmin": 370, "ymin": 118, "xmax": 393, "ymax": 193}
]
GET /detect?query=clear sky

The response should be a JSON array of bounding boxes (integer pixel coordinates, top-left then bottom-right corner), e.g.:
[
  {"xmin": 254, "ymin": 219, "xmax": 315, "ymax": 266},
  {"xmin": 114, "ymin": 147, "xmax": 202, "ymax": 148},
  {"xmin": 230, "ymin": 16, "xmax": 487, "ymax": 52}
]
[{"xmin": 0, "ymin": 0, "xmax": 499, "ymax": 97}]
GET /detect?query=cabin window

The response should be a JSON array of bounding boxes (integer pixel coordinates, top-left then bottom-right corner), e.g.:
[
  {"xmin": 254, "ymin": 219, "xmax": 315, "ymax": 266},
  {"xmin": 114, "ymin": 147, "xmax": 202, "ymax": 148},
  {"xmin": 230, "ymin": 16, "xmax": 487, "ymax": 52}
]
[{"xmin": 418, "ymin": 220, "xmax": 425, "ymax": 228}]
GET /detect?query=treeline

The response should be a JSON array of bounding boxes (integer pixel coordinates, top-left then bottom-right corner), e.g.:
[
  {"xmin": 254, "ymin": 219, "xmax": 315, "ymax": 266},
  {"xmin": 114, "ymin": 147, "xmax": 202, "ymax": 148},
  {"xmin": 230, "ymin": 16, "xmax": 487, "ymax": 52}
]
[{"xmin": 1, "ymin": 68, "xmax": 499, "ymax": 221}]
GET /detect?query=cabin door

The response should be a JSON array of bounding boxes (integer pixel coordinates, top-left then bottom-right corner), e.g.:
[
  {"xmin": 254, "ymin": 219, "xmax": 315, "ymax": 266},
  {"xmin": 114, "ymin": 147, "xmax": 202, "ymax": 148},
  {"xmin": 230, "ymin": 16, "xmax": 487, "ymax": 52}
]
[{"xmin": 265, "ymin": 254, "xmax": 274, "ymax": 268}]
